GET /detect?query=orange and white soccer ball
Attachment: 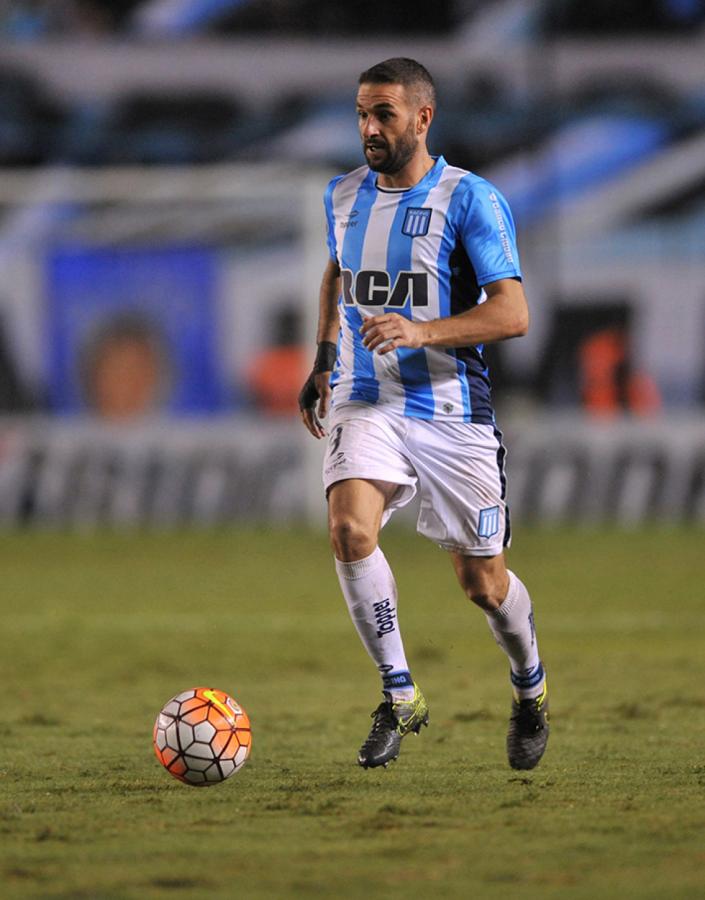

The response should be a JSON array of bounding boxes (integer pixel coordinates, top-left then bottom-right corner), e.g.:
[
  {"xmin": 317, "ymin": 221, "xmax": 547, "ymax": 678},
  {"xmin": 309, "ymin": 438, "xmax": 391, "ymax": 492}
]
[{"xmin": 153, "ymin": 687, "xmax": 252, "ymax": 786}]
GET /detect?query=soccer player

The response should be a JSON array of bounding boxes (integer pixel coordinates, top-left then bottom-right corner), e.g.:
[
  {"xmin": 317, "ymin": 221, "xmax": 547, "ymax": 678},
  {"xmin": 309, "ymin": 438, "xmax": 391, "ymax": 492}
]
[{"xmin": 299, "ymin": 58, "xmax": 548, "ymax": 771}]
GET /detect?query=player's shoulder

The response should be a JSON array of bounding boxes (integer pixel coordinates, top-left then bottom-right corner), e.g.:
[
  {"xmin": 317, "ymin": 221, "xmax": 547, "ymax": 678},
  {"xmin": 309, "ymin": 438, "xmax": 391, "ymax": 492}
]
[
  {"xmin": 440, "ymin": 163, "xmax": 503, "ymax": 201},
  {"xmin": 325, "ymin": 165, "xmax": 371, "ymax": 204},
  {"xmin": 438, "ymin": 165, "xmax": 514, "ymax": 229}
]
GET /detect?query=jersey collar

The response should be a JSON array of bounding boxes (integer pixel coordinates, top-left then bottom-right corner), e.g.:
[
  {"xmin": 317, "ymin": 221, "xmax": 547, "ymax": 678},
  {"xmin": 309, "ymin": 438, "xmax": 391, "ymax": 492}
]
[{"xmin": 374, "ymin": 155, "xmax": 447, "ymax": 193}]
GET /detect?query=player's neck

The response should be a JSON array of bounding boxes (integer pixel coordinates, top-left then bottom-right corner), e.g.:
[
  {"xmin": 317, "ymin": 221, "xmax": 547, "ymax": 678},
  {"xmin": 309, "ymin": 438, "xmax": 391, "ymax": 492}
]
[{"xmin": 376, "ymin": 151, "xmax": 435, "ymax": 190}]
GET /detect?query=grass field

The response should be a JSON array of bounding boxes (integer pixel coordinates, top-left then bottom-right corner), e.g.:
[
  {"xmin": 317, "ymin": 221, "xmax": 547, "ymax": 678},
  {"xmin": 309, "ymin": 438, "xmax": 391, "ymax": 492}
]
[{"xmin": 1, "ymin": 526, "xmax": 704, "ymax": 899}]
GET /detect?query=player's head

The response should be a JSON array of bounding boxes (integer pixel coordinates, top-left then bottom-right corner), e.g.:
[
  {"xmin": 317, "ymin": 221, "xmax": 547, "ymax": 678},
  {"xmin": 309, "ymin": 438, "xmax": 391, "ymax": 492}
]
[{"xmin": 356, "ymin": 58, "xmax": 436, "ymax": 175}]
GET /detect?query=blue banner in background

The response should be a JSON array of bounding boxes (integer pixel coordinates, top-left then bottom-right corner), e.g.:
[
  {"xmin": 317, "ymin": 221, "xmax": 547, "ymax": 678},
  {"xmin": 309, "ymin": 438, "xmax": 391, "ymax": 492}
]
[{"xmin": 46, "ymin": 246, "xmax": 225, "ymax": 416}]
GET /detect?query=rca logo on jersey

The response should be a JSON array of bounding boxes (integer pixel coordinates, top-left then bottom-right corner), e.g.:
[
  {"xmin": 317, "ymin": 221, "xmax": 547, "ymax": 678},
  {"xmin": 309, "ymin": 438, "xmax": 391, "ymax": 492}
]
[
  {"xmin": 341, "ymin": 269, "xmax": 428, "ymax": 308},
  {"xmin": 401, "ymin": 207, "xmax": 432, "ymax": 237}
]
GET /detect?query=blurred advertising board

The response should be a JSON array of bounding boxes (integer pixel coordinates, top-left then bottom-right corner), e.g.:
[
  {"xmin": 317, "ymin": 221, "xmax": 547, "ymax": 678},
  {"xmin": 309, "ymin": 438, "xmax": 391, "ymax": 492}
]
[
  {"xmin": 0, "ymin": 415, "xmax": 703, "ymax": 528},
  {"xmin": 46, "ymin": 246, "xmax": 225, "ymax": 417}
]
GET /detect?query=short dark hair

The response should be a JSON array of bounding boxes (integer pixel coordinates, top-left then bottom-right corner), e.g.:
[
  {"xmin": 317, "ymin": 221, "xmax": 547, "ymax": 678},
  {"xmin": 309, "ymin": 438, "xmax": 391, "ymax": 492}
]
[{"xmin": 358, "ymin": 57, "xmax": 436, "ymax": 109}]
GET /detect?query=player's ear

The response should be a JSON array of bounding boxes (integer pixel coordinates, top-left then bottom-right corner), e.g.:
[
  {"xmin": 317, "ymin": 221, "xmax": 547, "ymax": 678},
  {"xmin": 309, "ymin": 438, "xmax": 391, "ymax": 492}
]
[{"xmin": 417, "ymin": 104, "xmax": 433, "ymax": 135}]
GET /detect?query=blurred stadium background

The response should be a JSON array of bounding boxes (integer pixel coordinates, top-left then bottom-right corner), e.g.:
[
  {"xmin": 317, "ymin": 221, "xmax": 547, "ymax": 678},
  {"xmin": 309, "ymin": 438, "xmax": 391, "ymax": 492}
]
[{"xmin": 1, "ymin": 0, "xmax": 705, "ymax": 530}]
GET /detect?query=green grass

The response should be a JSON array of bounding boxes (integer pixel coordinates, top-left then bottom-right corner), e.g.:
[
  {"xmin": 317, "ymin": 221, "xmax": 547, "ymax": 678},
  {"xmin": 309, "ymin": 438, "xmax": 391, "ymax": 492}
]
[{"xmin": 1, "ymin": 526, "xmax": 704, "ymax": 899}]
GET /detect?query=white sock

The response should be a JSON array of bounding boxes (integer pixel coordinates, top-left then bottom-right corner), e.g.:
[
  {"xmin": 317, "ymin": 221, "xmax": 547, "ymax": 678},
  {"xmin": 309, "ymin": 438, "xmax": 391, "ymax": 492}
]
[
  {"xmin": 485, "ymin": 570, "xmax": 545, "ymax": 699},
  {"xmin": 335, "ymin": 547, "xmax": 415, "ymax": 701}
]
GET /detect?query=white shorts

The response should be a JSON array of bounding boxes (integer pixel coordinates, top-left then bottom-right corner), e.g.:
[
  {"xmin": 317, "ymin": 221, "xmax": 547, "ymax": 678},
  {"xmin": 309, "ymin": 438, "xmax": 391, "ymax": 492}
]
[{"xmin": 323, "ymin": 402, "xmax": 510, "ymax": 556}]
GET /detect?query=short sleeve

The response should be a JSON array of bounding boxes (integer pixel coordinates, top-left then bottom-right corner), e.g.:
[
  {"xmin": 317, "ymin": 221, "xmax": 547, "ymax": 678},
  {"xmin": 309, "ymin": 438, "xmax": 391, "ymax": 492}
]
[
  {"xmin": 459, "ymin": 180, "xmax": 522, "ymax": 286},
  {"xmin": 323, "ymin": 177, "xmax": 341, "ymax": 263}
]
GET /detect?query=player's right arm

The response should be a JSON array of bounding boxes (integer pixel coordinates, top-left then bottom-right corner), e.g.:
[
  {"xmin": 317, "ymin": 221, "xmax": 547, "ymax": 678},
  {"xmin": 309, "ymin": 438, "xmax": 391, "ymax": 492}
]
[{"xmin": 298, "ymin": 258, "xmax": 340, "ymax": 439}]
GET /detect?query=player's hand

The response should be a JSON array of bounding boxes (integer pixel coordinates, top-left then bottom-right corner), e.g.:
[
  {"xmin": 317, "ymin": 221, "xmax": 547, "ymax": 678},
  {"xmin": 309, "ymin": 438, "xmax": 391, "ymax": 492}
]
[
  {"xmin": 298, "ymin": 371, "xmax": 332, "ymax": 439},
  {"xmin": 360, "ymin": 314, "xmax": 426, "ymax": 354}
]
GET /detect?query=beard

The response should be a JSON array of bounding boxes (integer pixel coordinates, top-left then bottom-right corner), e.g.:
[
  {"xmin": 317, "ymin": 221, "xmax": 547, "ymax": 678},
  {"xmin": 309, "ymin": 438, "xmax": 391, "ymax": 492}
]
[{"xmin": 363, "ymin": 121, "xmax": 418, "ymax": 174}]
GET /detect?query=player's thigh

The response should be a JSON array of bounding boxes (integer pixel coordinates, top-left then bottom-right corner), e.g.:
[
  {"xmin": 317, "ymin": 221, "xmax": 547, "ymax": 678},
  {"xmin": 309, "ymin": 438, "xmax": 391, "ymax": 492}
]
[
  {"xmin": 323, "ymin": 404, "xmax": 418, "ymax": 537},
  {"xmin": 410, "ymin": 421, "xmax": 509, "ymax": 556},
  {"xmin": 323, "ymin": 402, "xmax": 417, "ymax": 498},
  {"xmin": 327, "ymin": 477, "xmax": 397, "ymax": 534}
]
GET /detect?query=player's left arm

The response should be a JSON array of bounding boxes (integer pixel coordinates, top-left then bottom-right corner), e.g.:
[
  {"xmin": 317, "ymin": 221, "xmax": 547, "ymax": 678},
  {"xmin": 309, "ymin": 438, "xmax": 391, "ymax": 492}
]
[{"xmin": 360, "ymin": 277, "xmax": 528, "ymax": 354}]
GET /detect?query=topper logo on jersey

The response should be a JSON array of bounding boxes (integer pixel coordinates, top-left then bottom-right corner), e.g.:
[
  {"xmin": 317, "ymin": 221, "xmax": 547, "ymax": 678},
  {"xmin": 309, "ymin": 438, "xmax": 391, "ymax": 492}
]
[
  {"xmin": 341, "ymin": 269, "xmax": 428, "ymax": 308},
  {"xmin": 340, "ymin": 209, "xmax": 359, "ymax": 229}
]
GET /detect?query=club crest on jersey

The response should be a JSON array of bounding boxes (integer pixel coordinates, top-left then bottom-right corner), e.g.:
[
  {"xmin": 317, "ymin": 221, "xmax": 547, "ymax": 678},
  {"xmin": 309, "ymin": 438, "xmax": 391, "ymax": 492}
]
[
  {"xmin": 478, "ymin": 506, "xmax": 500, "ymax": 539},
  {"xmin": 401, "ymin": 207, "xmax": 432, "ymax": 237}
]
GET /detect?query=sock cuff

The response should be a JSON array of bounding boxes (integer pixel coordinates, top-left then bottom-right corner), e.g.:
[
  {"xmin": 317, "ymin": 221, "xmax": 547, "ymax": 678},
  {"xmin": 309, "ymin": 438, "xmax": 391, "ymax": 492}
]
[
  {"xmin": 382, "ymin": 670, "xmax": 413, "ymax": 690},
  {"xmin": 335, "ymin": 546, "xmax": 385, "ymax": 581},
  {"xmin": 486, "ymin": 570, "xmax": 519, "ymax": 620},
  {"xmin": 511, "ymin": 661, "xmax": 544, "ymax": 690}
]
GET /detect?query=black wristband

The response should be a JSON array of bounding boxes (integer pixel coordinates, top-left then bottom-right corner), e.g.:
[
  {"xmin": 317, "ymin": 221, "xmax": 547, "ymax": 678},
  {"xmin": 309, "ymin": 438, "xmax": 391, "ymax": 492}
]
[
  {"xmin": 313, "ymin": 341, "xmax": 337, "ymax": 374},
  {"xmin": 298, "ymin": 371, "xmax": 319, "ymax": 412}
]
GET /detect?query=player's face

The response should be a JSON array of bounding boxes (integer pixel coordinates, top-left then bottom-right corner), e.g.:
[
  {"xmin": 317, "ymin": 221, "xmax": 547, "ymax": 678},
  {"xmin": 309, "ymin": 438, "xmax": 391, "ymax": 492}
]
[{"xmin": 356, "ymin": 82, "xmax": 420, "ymax": 175}]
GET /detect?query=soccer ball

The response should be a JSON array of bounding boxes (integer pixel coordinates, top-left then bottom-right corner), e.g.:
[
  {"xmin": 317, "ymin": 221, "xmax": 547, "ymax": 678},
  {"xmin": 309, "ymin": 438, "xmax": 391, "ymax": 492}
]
[{"xmin": 153, "ymin": 687, "xmax": 251, "ymax": 786}]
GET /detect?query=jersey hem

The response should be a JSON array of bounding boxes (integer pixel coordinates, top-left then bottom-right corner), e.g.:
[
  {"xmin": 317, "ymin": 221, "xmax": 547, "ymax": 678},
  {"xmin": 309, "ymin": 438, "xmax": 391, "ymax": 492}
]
[{"xmin": 333, "ymin": 396, "xmax": 495, "ymax": 425}]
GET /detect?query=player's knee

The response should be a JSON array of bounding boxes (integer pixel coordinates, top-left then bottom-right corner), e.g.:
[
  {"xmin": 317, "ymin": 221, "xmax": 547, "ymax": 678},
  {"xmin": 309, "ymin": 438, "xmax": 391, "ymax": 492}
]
[
  {"xmin": 466, "ymin": 587, "xmax": 504, "ymax": 612},
  {"xmin": 454, "ymin": 564, "xmax": 507, "ymax": 612},
  {"xmin": 329, "ymin": 514, "xmax": 376, "ymax": 562}
]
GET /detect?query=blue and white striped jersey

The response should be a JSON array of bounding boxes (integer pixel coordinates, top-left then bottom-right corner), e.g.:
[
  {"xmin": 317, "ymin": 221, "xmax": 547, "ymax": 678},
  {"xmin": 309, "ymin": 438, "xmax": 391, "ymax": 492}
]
[{"xmin": 324, "ymin": 155, "xmax": 522, "ymax": 423}]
